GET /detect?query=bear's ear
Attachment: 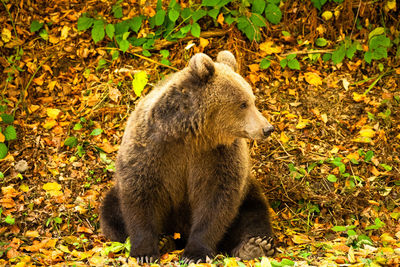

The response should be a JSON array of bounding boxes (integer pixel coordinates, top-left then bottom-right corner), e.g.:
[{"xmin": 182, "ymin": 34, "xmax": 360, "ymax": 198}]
[
  {"xmin": 216, "ymin": 51, "xmax": 237, "ymax": 71},
  {"xmin": 188, "ymin": 53, "xmax": 215, "ymax": 81}
]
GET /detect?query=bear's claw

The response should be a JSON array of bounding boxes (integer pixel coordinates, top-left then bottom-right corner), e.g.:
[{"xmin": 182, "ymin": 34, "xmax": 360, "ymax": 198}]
[{"xmin": 233, "ymin": 236, "xmax": 275, "ymax": 260}]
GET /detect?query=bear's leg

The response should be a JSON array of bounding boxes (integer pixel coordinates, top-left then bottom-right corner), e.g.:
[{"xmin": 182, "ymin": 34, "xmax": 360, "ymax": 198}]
[
  {"xmin": 119, "ymin": 187, "xmax": 162, "ymax": 263},
  {"xmin": 218, "ymin": 178, "xmax": 275, "ymax": 260},
  {"xmin": 183, "ymin": 145, "xmax": 246, "ymax": 263},
  {"xmin": 100, "ymin": 186, "xmax": 127, "ymax": 242}
]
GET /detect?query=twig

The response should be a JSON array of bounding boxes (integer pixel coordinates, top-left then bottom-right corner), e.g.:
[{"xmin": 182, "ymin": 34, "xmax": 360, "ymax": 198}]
[
  {"xmin": 131, "ymin": 52, "xmax": 179, "ymax": 71},
  {"xmin": 129, "ymin": 29, "xmax": 228, "ymax": 53},
  {"xmin": 273, "ymin": 133, "xmax": 292, "ymax": 157},
  {"xmin": 280, "ymin": 49, "xmax": 334, "ymax": 57},
  {"xmin": 350, "ymin": 0, "xmax": 362, "ymax": 40}
]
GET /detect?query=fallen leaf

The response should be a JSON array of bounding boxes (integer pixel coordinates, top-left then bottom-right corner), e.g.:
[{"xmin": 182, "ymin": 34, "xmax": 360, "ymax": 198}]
[
  {"xmin": 353, "ymin": 92, "xmax": 366, "ymax": 102},
  {"xmin": 217, "ymin": 13, "xmax": 224, "ymax": 25},
  {"xmin": 199, "ymin": 37, "xmax": 209, "ymax": 48},
  {"xmin": 296, "ymin": 117, "xmax": 310, "ymax": 129},
  {"xmin": 25, "ymin": 230, "xmax": 39, "ymax": 238},
  {"xmin": 280, "ymin": 131, "xmax": 290, "ymax": 143},
  {"xmin": 359, "ymin": 127, "xmax": 375, "ymax": 138},
  {"xmin": 43, "ymin": 182, "xmax": 63, "ymax": 197},
  {"xmin": 260, "ymin": 41, "xmax": 282, "ymax": 55},
  {"xmin": 304, "ymin": 72, "xmax": 323, "ymax": 86},
  {"xmin": 292, "ymin": 234, "xmax": 311, "ymax": 244},
  {"xmin": 1, "ymin": 28, "xmax": 12, "ymax": 43},
  {"xmin": 46, "ymin": 108, "xmax": 61, "ymax": 119}
]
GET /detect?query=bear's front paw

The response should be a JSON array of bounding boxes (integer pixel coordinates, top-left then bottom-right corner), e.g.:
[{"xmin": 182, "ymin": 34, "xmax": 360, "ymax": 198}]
[
  {"xmin": 233, "ymin": 236, "xmax": 275, "ymax": 260},
  {"xmin": 182, "ymin": 243, "xmax": 213, "ymax": 264}
]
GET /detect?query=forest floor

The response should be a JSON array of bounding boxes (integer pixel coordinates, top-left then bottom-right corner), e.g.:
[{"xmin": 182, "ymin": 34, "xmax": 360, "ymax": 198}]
[{"xmin": 1, "ymin": 1, "xmax": 400, "ymax": 266}]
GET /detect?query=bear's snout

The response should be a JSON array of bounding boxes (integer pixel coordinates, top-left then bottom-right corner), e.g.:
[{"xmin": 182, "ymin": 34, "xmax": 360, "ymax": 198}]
[{"xmin": 262, "ymin": 125, "xmax": 274, "ymax": 137}]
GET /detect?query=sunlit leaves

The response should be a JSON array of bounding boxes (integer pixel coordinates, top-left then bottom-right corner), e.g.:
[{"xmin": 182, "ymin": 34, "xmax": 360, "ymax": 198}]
[
  {"xmin": 265, "ymin": 3, "xmax": 282, "ymax": 24},
  {"xmin": 132, "ymin": 71, "xmax": 148, "ymax": 97},
  {"xmin": 43, "ymin": 182, "xmax": 63, "ymax": 197},
  {"xmin": 92, "ymin": 20, "xmax": 105, "ymax": 44},
  {"xmin": 30, "ymin": 20, "xmax": 44, "ymax": 32},
  {"xmin": 77, "ymin": 15, "xmax": 94, "ymax": 31}
]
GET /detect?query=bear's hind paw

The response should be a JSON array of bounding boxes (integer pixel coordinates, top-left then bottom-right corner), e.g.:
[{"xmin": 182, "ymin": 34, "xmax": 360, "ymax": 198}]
[{"xmin": 233, "ymin": 236, "xmax": 275, "ymax": 260}]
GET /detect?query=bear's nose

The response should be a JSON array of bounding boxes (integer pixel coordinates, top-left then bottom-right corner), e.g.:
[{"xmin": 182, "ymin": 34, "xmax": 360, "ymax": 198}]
[{"xmin": 262, "ymin": 125, "xmax": 274, "ymax": 137}]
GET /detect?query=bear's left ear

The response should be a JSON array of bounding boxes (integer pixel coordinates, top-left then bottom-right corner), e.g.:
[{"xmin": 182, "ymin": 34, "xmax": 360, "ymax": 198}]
[
  {"xmin": 216, "ymin": 51, "xmax": 237, "ymax": 71},
  {"xmin": 189, "ymin": 53, "xmax": 215, "ymax": 81}
]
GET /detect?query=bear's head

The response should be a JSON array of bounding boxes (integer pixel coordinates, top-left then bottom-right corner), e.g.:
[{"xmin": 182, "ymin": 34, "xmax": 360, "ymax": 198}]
[{"xmin": 187, "ymin": 51, "xmax": 274, "ymax": 142}]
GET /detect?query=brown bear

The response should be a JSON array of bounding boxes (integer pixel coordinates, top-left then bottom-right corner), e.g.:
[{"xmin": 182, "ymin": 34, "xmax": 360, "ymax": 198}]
[{"xmin": 100, "ymin": 51, "xmax": 275, "ymax": 263}]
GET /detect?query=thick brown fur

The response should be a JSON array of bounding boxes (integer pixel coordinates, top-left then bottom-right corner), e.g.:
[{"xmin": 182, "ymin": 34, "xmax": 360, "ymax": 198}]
[{"xmin": 100, "ymin": 51, "xmax": 275, "ymax": 262}]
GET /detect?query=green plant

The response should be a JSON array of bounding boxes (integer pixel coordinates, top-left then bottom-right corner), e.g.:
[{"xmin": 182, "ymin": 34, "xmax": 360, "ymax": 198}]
[
  {"xmin": 46, "ymin": 215, "xmax": 62, "ymax": 231},
  {"xmin": 64, "ymin": 117, "xmax": 103, "ymax": 157},
  {"xmin": 0, "ymin": 104, "xmax": 17, "ymax": 159},
  {"xmin": 364, "ymin": 28, "xmax": 391, "ymax": 64},
  {"xmin": 30, "ymin": 19, "xmax": 48, "ymax": 40},
  {"xmin": 280, "ymin": 54, "xmax": 300, "ymax": 70}
]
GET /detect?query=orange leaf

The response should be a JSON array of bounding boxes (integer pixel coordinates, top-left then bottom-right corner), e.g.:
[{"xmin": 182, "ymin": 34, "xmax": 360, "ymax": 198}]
[{"xmin": 217, "ymin": 13, "xmax": 224, "ymax": 25}]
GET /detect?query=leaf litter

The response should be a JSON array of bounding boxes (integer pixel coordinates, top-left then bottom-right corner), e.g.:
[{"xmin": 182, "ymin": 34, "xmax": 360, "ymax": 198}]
[{"xmin": 0, "ymin": 1, "xmax": 399, "ymax": 266}]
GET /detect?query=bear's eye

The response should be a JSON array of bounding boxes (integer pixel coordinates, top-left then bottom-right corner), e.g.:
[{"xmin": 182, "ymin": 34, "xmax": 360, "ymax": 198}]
[{"xmin": 240, "ymin": 102, "xmax": 248, "ymax": 109}]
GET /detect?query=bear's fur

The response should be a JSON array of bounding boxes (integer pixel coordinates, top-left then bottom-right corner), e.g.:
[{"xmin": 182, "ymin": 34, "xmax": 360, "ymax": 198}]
[{"xmin": 100, "ymin": 51, "xmax": 275, "ymax": 263}]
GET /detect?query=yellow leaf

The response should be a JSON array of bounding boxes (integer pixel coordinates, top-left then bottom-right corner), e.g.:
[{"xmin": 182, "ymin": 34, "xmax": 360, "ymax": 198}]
[
  {"xmin": 25, "ymin": 230, "xmax": 39, "ymax": 238},
  {"xmin": 352, "ymin": 136, "xmax": 372, "ymax": 143},
  {"xmin": 48, "ymin": 80, "xmax": 58, "ymax": 91},
  {"xmin": 0, "ymin": 132, "xmax": 5, "ymax": 142},
  {"xmin": 19, "ymin": 184, "xmax": 29, "ymax": 192},
  {"xmin": 28, "ymin": 105, "xmax": 40, "ymax": 113},
  {"xmin": 199, "ymin": 37, "xmax": 209, "ymax": 48},
  {"xmin": 330, "ymin": 145, "xmax": 340, "ymax": 154},
  {"xmin": 304, "ymin": 72, "xmax": 323, "ymax": 86},
  {"xmin": 74, "ymin": 205, "xmax": 87, "ymax": 214},
  {"xmin": 46, "ymin": 108, "xmax": 61, "ymax": 119},
  {"xmin": 321, "ymin": 113, "xmax": 328, "ymax": 123},
  {"xmin": 224, "ymin": 257, "xmax": 238, "ymax": 267},
  {"xmin": 322, "ymin": 11, "xmax": 333, "ymax": 20},
  {"xmin": 1, "ymin": 28, "xmax": 12, "ymax": 43},
  {"xmin": 42, "ymin": 119, "xmax": 57, "ymax": 130},
  {"xmin": 259, "ymin": 41, "xmax": 282, "ymax": 55},
  {"xmin": 353, "ymin": 92, "xmax": 366, "ymax": 102},
  {"xmin": 43, "ymin": 182, "xmax": 61, "ymax": 191},
  {"xmin": 43, "ymin": 182, "xmax": 62, "ymax": 197},
  {"xmin": 296, "ymin": 118, "xmax": 310, "ymax": 129},
  {"xmin": 285, "ymin": 113, "xmax": 297, "ymax": 120},
  {"xmin": 386, "ymin": 0, "xmax": 396, "ymax": 10},
  {"xmin": 380, "ymin": 233, "xmax": 396, "ymax": 244},
  {"xmin": 396, "ymin": 133, "xmax": 400, "ymax": 139},
  {"xmin": 346, "ymin": 152, "xmax": 359, "ymax": 161},
  {"xmin": 292, "ymin": 234, "xmax": 311, "ymax": 244},
  {"xmin": 359, "ymin": 127, "xmax": 375, "ymax": 138},
  {"xmin": 60, "ymin": 26, "xmax": 70, "ymax": 40},
  {"xmin": 280, "ymin": 131, "xmax": 290, "ymax": 143}
]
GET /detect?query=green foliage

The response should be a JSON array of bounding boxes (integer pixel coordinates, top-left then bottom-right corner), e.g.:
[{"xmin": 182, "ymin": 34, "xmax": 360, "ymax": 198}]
[
  {"xmin": 4, "ymin": 215, "xmax": 15, "ymax": 225},
  {"xmin": 365, "ymin": 218, "xmax": 385, "ymax": 230},
  {"xmin": 280, "ymin": 54, "xmax": 300, "ymax": 70},
  {"xmin": 364, "ymin": 30, "xmax": 391, "ymax": 64},
  {"xmin": 0, "ymin": 104, "xmax": 17, "ymax": 159},
  {"xmin": 30, "ymin": 20, "xmax": 43, "ymax": 32}
]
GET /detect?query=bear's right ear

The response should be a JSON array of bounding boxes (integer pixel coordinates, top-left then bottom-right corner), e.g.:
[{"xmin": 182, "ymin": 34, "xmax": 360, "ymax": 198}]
[
  {"xmin": 216, "ymin": 51, "xmax": 237, "ymax": 72},
  {"xmin": 188, "ymin": 53, "xmax": 215, "ymax": 81}
]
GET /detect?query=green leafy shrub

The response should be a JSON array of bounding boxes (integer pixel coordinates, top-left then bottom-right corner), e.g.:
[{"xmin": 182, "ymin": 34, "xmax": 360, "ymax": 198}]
[{"xmin": 0, "ymin": 104, "xmax": 17, "ymax": 159}]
